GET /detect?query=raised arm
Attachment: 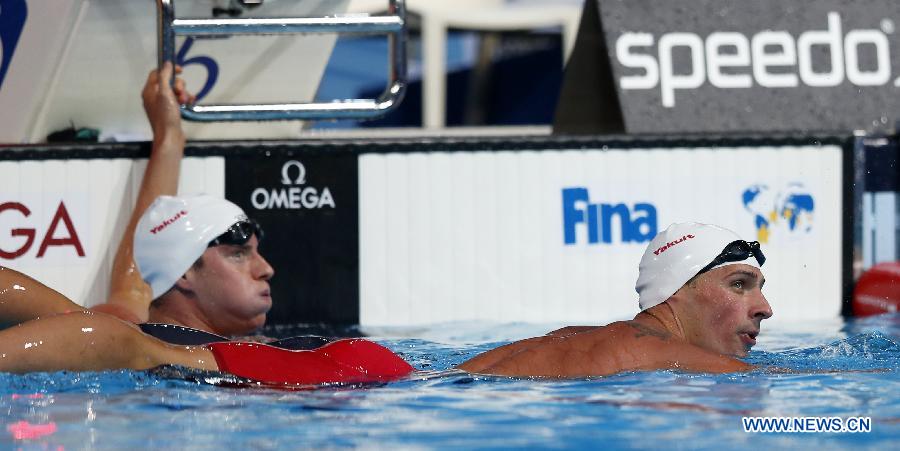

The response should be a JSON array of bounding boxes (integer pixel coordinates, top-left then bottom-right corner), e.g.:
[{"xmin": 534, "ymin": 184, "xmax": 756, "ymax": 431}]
[
  {"xmin": 0, "ymin": 266, "xmax": 85, "ymax": 329},
  {"xmin": 94, "ymin": 63, "xmax": 195, "ymax": 323}
]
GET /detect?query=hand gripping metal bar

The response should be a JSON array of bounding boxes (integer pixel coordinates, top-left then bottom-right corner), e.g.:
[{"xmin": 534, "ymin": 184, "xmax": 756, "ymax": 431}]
[{"xmin": 156, "ymin": 0, "xmax": 407, "ymax": 121}]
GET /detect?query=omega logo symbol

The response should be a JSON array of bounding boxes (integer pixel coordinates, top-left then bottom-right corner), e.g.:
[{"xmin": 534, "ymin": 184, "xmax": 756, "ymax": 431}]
[{"xmin": 281, "ymin": 160, "xmax": 307, "ymax": 185}]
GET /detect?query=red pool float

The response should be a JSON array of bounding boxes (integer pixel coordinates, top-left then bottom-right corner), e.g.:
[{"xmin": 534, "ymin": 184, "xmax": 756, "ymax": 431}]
[
  {"xmin": 853, "ymin": 262, "xmax": 900, "ymax": 316},
  {"xmin": 208, "ymin": 338, "xmax": 414, "ymax": 386},
  {"xmin": 6, "ymin": 421, "xmax": 57, "ymax": 440}
]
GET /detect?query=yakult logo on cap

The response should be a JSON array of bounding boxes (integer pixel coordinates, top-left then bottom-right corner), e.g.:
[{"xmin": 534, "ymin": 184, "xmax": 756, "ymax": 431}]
[
  {"xmin": 653, "ymin": 234, "xmax": 695, "ymax": 255},
  {"xmin": 150, "ymin": 210, "xmax": 187, "ymax": 234}
]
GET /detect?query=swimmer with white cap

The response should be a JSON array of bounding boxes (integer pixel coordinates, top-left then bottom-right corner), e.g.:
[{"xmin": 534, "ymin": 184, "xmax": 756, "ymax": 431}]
[
  {"xmin": 91, "ymin": 64, "xmax": 274, "ymax": 337},
  {"xmin": 459, "ymin": 222, "xmax": 773, "ymax": 377},
  {"xmin": 133, "ymin": 194, "xmax": 274, "ymax": 336},
  {"xmin": 97, "ymin": 192, "xmax": 275, "ymax": 338}
]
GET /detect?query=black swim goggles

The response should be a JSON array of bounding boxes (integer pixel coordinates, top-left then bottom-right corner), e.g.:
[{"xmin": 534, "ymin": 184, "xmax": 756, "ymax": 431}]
[
  {"xmin": 696, "ymin": 240, "xmax": 765, "ymax": 276},
  {"xmin": 208, "ymin": 219, "xmax": 264, "ymax": 247}
]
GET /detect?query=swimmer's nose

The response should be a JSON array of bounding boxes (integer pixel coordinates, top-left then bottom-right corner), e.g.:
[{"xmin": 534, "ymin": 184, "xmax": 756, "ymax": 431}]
[
  {"xmin": 253, "ymin": 252, "xmax": 275, "ymax": 281},
  {"xmin": 751, "ymin": 291, "xmax": 774, "ymax": 321}
]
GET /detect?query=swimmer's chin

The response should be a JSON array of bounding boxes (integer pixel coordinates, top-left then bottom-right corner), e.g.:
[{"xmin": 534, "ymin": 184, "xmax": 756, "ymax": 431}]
[
  {"xmin": 728, "ymin": 341, "xmax": 755, "ymax": 358},
  {"xmin": 735, "ymin": 330, "xmax": 759, "ymax": 357}
]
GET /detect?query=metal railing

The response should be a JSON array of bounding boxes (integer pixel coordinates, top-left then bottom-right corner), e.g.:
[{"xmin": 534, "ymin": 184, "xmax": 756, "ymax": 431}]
[{"xmin": 156, "ymin": 0, "xmax": 407, "ymax": 121}]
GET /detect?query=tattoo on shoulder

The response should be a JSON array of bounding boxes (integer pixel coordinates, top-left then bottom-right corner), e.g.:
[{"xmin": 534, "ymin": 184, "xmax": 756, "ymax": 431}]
[{"xmin": 627, "ymin": 322, "xmax": 671, "ymax": 340}]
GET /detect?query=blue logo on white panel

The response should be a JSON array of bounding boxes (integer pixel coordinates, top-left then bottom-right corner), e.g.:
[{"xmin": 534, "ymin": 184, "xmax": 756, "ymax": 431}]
[
  {"xmin": 176, "ymin": 37, "xmax": 218, "ymax": 101},
  {"xmin": 0, "ymin": 0, "xmax": 28, "ymax": 91},
  {"xmin": 742, "ymin": 183, "xmax": 815, "ymax": 243},
  {"xmin": 562, "ymin": 187, "xmax": 657, "ymax": 245}
]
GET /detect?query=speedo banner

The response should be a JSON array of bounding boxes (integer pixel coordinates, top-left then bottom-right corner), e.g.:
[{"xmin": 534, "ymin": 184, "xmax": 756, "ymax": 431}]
[{"xmin": 595, "ymin": 0, "xmax": 900, "ymax": 133}]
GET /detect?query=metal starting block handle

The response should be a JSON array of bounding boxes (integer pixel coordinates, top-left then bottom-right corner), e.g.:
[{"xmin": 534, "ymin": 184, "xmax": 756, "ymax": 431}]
[{"xmin": 156, "ymin": 0, "xmax": 407, "ymax": 121}]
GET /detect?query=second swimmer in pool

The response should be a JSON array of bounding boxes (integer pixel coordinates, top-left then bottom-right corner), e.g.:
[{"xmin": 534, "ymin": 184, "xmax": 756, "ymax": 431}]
[{"xmin": 458, "ymin": 222, "xmax": 773, "ymax": 377}]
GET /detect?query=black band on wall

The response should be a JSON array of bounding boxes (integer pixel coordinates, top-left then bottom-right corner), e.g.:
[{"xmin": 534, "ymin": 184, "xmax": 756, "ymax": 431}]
[{"xmin": 225, "ymin": 149, "xmax": 359, "ymax": 326}]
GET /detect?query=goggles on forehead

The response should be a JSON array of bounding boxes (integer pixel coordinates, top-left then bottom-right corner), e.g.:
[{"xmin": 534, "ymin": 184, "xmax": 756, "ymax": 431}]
[
  {"xmin": 696, "ymin": 240, "xmax": 765, "ymax": 276},
  {"xmin": 208, "ymin": 219, "xmax": 264, "ymax": 247}
]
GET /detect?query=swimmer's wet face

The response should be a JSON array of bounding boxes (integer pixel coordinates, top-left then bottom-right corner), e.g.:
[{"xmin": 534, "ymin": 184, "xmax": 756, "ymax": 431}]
[
  {"xmin": 673, "ymin": 264, "xmax": 772, "ymax": 357},
  {"xmin": 181, "ymin": 233, "xmax": 274, "ymax": 335}
]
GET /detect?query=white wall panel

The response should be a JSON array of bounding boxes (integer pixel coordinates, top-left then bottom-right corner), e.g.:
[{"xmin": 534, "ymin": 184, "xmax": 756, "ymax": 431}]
[
  {"xmin": 359, "ymin": 153, "xmax": 388, "ymax": 324},
  {"xmin": 452, "ymin": 153, "xmax": 473, "ymax": 318},
  {"xmin": 360, "ymin": 145, "xmax": 844, "ymax": 326},
  {"xmin": 0, "ymin": 157, "xmax": 224, "ymax": 306},
  {"xmin": 471, "ymin": 152, "xmax": 503, "ymax": 321},
  {"xmin": 863, "ymin": 192, "xmax": 899, "ymax": 268},
  {"xmin": 873, "ymin": 193, "xmax": 897, "ymax": 264}
]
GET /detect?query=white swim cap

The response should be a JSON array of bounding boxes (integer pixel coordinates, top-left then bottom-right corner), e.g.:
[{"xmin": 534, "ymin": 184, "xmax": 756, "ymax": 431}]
[
  {"xmin": 134, "ymin": 194, "xmax": 247, "ymax": 299},
  {"xmin": 635, "ymin": 222, "xmax": 762, "ymax": 311}
]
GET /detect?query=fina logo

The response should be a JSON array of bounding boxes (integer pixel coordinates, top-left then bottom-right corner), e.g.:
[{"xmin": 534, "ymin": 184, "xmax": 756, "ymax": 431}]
[
  {"xmin": 742, "ymin": 183, "xmax": 814, "ymax": 244},
  {"xmin": 250, "ymin": 160, "xmax": 336, "ymax": 210},
  {"xmin": 0, "ymin": 0, "xmax": 28, "ymax": 90},
  {"xmin": 562, "ymin": 188, "xmax": 657, "ymax": 245}
]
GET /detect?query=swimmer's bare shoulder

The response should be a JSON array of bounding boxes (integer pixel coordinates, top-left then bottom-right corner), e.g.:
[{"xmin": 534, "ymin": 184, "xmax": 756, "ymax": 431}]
[
  {"xmin": 616, "ymin": 321, "xmax": 753, "ymax": 374},
  {"xmin": 458, "ymin": 321, "xmax": 752, "ymax": 377},
  {"xmin": 457, "ymin": 323, "xmax": 621, "ymax": 376}
]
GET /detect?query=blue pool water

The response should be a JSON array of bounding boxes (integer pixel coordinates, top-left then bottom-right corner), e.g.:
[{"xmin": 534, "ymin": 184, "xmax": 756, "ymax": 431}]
[{"xmin": 2, "ymin": 315, "xmax": 899, "ymax": 450}]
